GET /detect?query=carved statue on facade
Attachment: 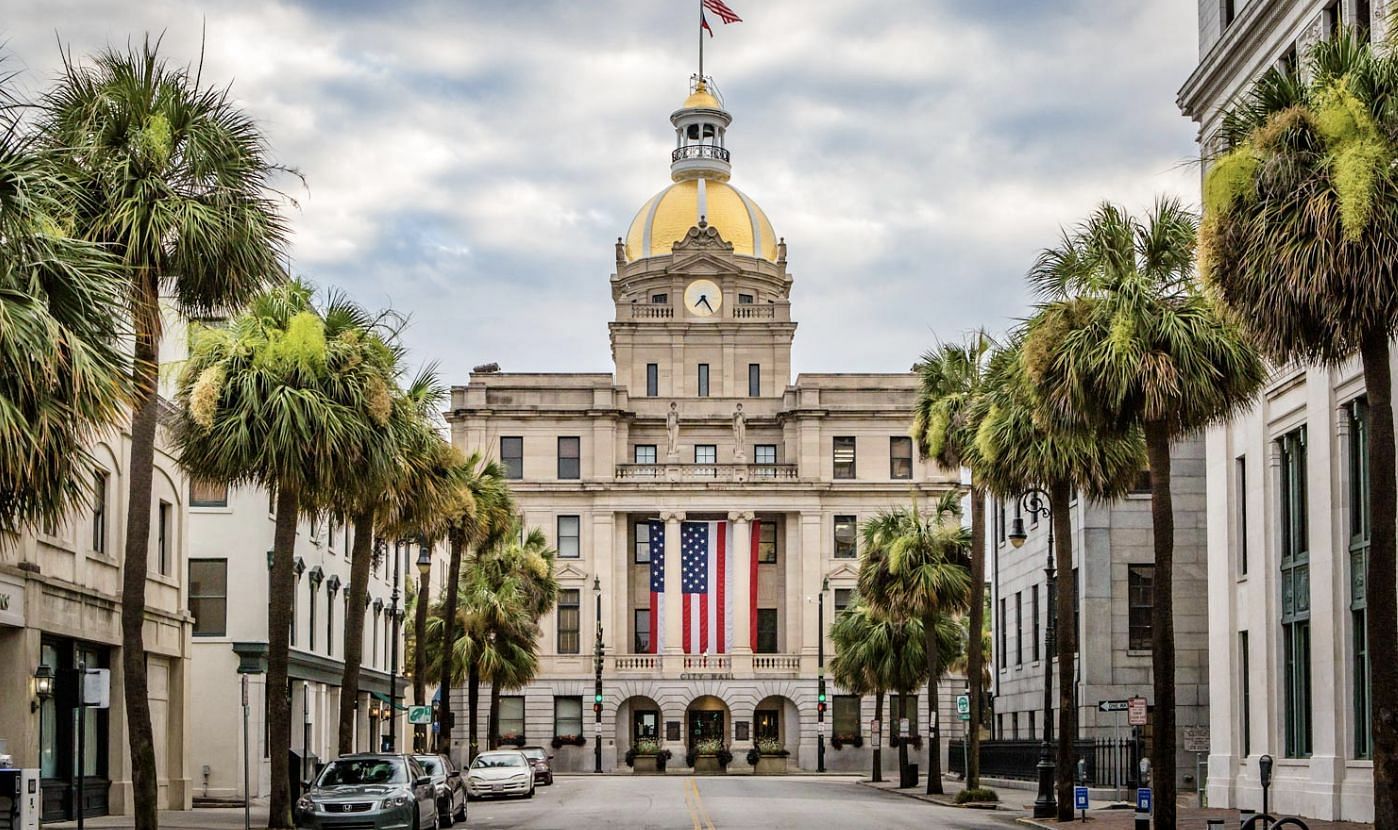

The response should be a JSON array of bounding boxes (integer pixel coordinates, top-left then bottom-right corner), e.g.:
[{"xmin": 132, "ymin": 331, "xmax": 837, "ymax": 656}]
[
  {"xmin": 732, "ymin": 403, "xmax": 747, "ymax": 461},
  {"xmin": 666, "ymin": 401, "xmax": 680, "ymax": 460}
]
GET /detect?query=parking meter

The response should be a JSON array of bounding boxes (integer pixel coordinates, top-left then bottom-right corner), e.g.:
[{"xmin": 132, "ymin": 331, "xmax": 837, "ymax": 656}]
[
  {"xmin": 1077, "ymin": 758, "xmax": 1087, "ymax": 785},
  {"xmin": 1258, "ymin": 755, "xmax": 1273, "ymax": 818},
  {"xmin": 1139, "ymin": 758, "xmax": 1151, "ymax": 786}
]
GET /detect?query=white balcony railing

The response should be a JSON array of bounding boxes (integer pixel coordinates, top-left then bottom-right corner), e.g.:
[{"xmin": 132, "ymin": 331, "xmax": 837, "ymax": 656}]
[
  {"xmin": 615, "ymin": 463, "xmax": 798, "ymax": 482},
  {"xmin": 603, "ymin": 653, "xmax": 803, "ymax": 678}
]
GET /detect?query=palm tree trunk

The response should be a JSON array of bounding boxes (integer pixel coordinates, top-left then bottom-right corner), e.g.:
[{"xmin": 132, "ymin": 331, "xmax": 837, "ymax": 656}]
[
  {"xmin": 467, "ymin": 664, "xmax": 481, "ymax": 764},
  {"xmin": 872, "ymin": 690, "xmax": 884, "ymax": 783},
  {"xmin": 1360, "ymin": 330, "xmax": 1398, "ymax": 830},
  {"xmin": 336, "ymin": 512, "xmax": 375, "ymax": 757},
  {"xmin": 437, "ymin": 535, "xmax": 465, "ymax": 753},
  {"xmin": 924, "ymin": 611, "xmax": 943, "ymax": 795},
  {"xmin": 967, "ymin": 483, "xmax": 987, "ymax": 789},
  {"xmin": 1143, "ymin": 420, "xmax": 1178, "ymax": 830},
  {"xmin": 120, "ymin": 286, "xmax": 160, "ymax": 830},
  {"xmin": 897, "ymin": 692, "xmax": 908, "ymax": 784},
  {"xmin": 267, "ymin": 486, "xmax": 301, "ymax": 829},
  {"xmin": 413, "ymin": 566, "xmax": 431, "ymax": 752},
  {"xmin": 1050, "ymin": 480, "xmax": 1077, "ymax": 823},
  {"xmin": 488, "ymin": 682, "xmax": 501, "ymax": 750}
]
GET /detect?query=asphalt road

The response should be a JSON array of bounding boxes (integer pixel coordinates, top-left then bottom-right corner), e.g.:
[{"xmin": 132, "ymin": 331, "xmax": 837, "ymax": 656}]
[{"xmin": 463, "ymin": 775, "xmax": 1021, "ymax": 830}]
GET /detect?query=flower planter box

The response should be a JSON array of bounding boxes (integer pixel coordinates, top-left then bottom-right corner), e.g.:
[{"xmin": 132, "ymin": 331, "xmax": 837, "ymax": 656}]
[
  {"xmin": 754, "ymin": 755, "xmax": 787, "ymax": 775},
  {"xmin": 632, "ymin": 755, "xmax": 663, "ymax": 775},
  {"xmin": 693, "ymin": 754, "xmax": 725, "ymax": 774}
]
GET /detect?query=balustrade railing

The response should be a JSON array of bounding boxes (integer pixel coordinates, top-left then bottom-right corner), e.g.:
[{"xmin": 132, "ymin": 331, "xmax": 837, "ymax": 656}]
[
  {"xmin": 615, "ymin": 463, "xmax": 798, "ymax": 482},
  {"xmin": 672, "ymin": 144, "xmax": 730, "ymax": 163},
  {"xmin": 752, "ymin": 655, "xmax": 800, "ymax": 671},
  {"xmin": 733, "ymin": 305, "xmax": 774, "ymax": 319},
  {"xmin": 627, "ymin": 304, "xmax": 673, "ymax": 319}
]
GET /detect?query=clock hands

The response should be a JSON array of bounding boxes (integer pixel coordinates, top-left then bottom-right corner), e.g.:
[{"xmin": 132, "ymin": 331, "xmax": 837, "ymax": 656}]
[{"xmin": 697, "ymin": 294, "xmax": 714, "ymax": 312}]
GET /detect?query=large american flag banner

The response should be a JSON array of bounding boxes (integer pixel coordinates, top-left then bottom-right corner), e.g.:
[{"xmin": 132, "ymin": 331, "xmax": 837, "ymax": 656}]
[
  {"xmin": 681, "ymin": 520, "xmax": 734, "ymax": 654},
  {"xmin": 647, "ymin": 520, "xmax": 666, "ymax": 654}
]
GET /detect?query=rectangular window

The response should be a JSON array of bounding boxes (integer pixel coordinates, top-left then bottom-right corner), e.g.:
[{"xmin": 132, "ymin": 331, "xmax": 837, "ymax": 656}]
[
  {"xmin": 91, "ymin": 470, "xmax": 108, "ymax": 554},
  {"xmin": 557, "ymin": 589, "xmax": 580, "ymax": 654},
  {"xmin": 1011, "ymin": 712, "xmax": 1019, "ymax": 740},
  {"xmin": 634, "ymin": 444, "xmax": 657, "ymax": 465},
  {"xmin": 1357, "ymin": 0, "xmax": 1373, "ymax": 41},
  {"xmin": 738, "ymin": 293, "xmax": 755, "ymax": 304},
  {"xmin": 326, "ymin": 591, "xmax": 335, "ymax": 657},
  {"xmin": 157, "ymin": 501, "xmax": 172, "ymax": 576},
  {"xmin": 748, "ymin": 363, "xmax": 761, "ymax": 397},
  {"xmin": 1222, "ymin": 0, "xmax": 1236, "ymax": 26},
  {"xmin": 190, "ymin": 478, "xmax": 229, "ymax": 508},
  {"xmin": 1240, "ymin": 630, "xmax": 1251, "ymax": 757},
  {"xmin": 833, "ymin": 695, "xmax": 861, "ymax": 739},
  {"xmin": 634, "ymin": 608, "xmax": 651, "ymax": 653},
  {"xmin": 998, "ymin": 598, "xmax": 1007, "ymax": 670},
  {"xmin": 695, "ymin": 445, "xmax": 716, "ymax": 465},
  {"xmin": 646, "ymin": 363, "xmax": 659, "ymax": 397},
  {"xmin": 890, "ymin": 436, "xmax": 913, "ymax": 480},
  {"xmin": 756, "ymin": 608, "xmax": 778, "ymax": 653},
  {"xmin": 1031, "ymin": 585, "xmax": 1040, "ymax": 662},
  {"xmin": 189, "ymin": 559, "xmax": 228, "ymax": 636},
  {"xmin": 634, "ymin": 521, "xmax": 652, "ymax": 564},
  {"xmin": 554, "ymin": 697, "xmax": 583, "ymax": 739},
  {"xmin": 499, "ymin": 696, "xmax": 525, "ymax": 743},
  {"xmin": 557, "ymin": 515, "xmax": 581, "ymax": 559},
  {"xmin": 833, "ymin": 437, "xmax": 856, "ymax": 479},
  {"xmin": 1349, "ymin": 398, "xmax": 1372, "ymax": 758},
  {"xmin": 757, "ymin": 521, "xmax": 777, "ymax": 563},
  {"xmin": 754, "ymin": 444, "xmax": 776, "ymax": 465},
  {"xmin": 697, "ymin": 364, "xmax": 710, "ymax": 397},
  {"xmin": 834, "ymin": 588, "xmax": 852, "ymax": 617},
  {"xmin": 651, "ymin": 293, "xmax": 668, "ymax": 304},
  {"xmin": 1015, "ymin": 592, "xmax": 1023, "ymax": 666},
  {"xmin": 997, "ymin": 499, "xmax": 1006, "ymax": 545},
  {"xmin": 1128, "ymin": 565, "xmax": 1155, "ymax": 651},
  {"xmin": 290, "ymin": 575, "xmax": 298, "ymax": 647},
  {"xmin": 1279, "ymin": 426, "xmax": 1312, "ymax": 758},
  {"xmin": 1237, "ymin": 455, "xmax": 1248, "ymax": 575},
  {"xmin": 833, "ymin": 515, "xmax": 857, "ymax": 558},
  {"xmin": 309, "ymin": 584, "xmax": 319, "ymax": 651},
  {"xmin": 558, "ymin": 436, "xmax": 581, "ymax": 480},
  {"xmin": 501, "ymin": 436, "xmax": 523, "ymax": 480}
]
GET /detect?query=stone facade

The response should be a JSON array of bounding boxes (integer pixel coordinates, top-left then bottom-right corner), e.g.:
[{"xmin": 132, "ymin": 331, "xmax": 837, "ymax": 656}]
[{"xmin": 445, "ymin": 79, "xmax": 964, "ymax": 774}]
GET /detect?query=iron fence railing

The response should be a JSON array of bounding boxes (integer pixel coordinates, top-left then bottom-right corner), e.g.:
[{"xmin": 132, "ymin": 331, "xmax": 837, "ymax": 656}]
[{"xmin": 948, "ymin": 738, "xmax": 1143, "ymax": 788}]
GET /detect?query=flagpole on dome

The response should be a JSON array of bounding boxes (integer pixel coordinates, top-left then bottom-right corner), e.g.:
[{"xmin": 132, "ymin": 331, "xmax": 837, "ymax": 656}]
[{"xmin": 698, "ymin": 0, "xmax": 704, "ymax": 85}]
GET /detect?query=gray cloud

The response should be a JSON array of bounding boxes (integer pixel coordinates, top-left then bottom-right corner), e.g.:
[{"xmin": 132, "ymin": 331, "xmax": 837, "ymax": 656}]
[{"xmin": 4, "ymin": 0, "xmax": 1201, "ymax": 378}]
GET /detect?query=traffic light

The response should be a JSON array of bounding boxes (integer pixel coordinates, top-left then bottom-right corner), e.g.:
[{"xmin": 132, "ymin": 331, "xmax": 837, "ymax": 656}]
[
  {"xmin": 594, "ymin": 702, "xmax": 603, "ymax": 715},
  {"xmin": 594, "ymin": 692, "xmax": 603, "ymax": 704},
  {"xmin": 817, "ymin": 701, "xmax": 826, "ymax": 716}
]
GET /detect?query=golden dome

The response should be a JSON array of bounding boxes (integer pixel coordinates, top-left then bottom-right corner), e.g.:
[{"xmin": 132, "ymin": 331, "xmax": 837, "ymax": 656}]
[
  {"xmin": 682, "ymin": 83, "xmax": 722, "ymax": 110},
  {"xmin": 624, "ymin": 178, "xmax": 778, "ymax": 262}
]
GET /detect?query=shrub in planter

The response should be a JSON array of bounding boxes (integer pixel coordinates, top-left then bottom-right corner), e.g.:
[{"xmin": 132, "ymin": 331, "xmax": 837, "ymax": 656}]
[
  {"xmin": 498, "ymin": 733, "xmax": 526, "ymax": 748},
  {"xmin": 755, "ymin": 738, "xmax": 788, "ymax": 756},
  {"xmin": 550, "ymin": 734, "xmax": 586, "ymax": 749},
  {"xmin": 830, "ymin": 734, "xmax": 863, "ymax": 750},
  {"xmin": 954, "ymin": 787, "xmax": 1000, "ymax": 805},
  {"xmin": 627, "ymin": 738, "xmax": 663, "ymax": 767},
  {"xmin": 746, "ymin": 747, "xmax": 760, "ymax": 766}
]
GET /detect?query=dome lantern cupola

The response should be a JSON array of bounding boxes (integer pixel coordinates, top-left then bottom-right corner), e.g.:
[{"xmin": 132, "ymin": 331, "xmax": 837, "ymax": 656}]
[{"xmin": 670, "ymin": 79, "xmax": 732, "ymax": 182}]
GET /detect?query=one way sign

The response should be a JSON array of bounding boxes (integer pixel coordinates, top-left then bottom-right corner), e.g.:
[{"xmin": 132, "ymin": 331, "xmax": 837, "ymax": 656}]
[{"xmin": 1098, "ymin": 699, "xmax": 1129, "ymax": 713}]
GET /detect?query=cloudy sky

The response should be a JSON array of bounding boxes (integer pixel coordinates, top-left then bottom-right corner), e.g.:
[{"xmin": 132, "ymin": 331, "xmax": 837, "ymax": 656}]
[{"xmin": 5, "ymin": 1, "xmax": 1203, "ymax": 379}]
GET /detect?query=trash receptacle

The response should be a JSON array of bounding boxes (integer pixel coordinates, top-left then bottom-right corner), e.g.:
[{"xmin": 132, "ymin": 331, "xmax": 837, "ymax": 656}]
[{"xmin": 900, "ymin": 763, "xmax": 919, "ymax": 789}]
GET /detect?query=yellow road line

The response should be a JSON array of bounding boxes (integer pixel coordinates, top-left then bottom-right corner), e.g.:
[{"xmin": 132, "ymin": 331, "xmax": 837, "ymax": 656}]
[
  {"xmin": 690, "ymin": 778, "xmax": 716, "ymax": 830},
  {"xmin": 683, "ymin": 776, "xmax": 702, "ymax": 830}
]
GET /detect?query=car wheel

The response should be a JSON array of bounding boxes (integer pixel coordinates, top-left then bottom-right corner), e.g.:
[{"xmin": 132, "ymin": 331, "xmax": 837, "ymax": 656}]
[
  {"xmin": 525, "ymin": 784, "xmax": 535, "ymax": 799},
  {"xmin": 413, "ymin": 806, "xmax": 422, "ymax": 830},
  {"xmin": 456, "ymin": 799, "xmax": 467, "ymax": 823},
  {"xmin": 438, "ymin": 798, "xmax": 453, "ymax": 827},
  {"xmin": 547, "ymin": 772, "xmax": 554, "ymax": 786}
]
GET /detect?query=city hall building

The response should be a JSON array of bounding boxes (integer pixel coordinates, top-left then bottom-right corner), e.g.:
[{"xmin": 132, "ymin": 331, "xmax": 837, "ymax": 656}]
[{"xmin": 446, "ymin": 80, "xmax": 963, "ymax": 772}]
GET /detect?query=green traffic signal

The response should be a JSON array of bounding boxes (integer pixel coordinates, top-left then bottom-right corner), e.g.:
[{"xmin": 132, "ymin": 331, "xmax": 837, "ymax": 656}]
[
  {"xmin": 594, "ymin": 693, "xmax": 603, "ymax": 703},
  {"xmin": 817, "ymin": 692, "xmax": 826, "ymax": 703}
]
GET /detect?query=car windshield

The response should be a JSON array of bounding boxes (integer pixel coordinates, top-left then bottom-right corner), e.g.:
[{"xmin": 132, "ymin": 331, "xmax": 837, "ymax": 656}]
[
  {"xmin": 414, "ymin": 757, "xmax": 443, "ymax": 775},
  {"xmin": 316, "ymin": 758, "xmax": 406, "ymax": 787},
  {"xmin": 520, "ymin": 748, "xmax": 546, "ymax": 760},
  {"xmin": 472, "ymin": 753, "xmax": 525, "ymax": 769}
]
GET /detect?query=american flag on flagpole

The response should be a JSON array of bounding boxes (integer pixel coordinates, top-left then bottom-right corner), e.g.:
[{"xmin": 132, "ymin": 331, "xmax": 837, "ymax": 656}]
[
  {"xmin": 703, "ymin": 0, "xmax": 743, "ymax": 24},
  {"xmin": 647, "ymin": 520, "xmax": 666, "ymax": 654},
  {"xmin": 681, "ymin": 520, "xmax": 734, "ymax": 654}
]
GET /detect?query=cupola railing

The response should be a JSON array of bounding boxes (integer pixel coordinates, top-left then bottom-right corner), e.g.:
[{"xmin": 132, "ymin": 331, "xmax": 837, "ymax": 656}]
[{"xmin": 672, "ymin": 144, "xmax": 730, "ymax": 163}]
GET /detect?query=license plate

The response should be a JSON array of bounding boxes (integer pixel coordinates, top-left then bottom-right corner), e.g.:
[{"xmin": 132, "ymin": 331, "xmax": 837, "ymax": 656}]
[{"xmin": 491, "ymin": 784, "xmax": 503, "ymax": 792}]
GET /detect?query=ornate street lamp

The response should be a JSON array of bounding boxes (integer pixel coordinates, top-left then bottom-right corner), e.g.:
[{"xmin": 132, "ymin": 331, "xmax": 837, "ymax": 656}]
[
  {"xmin": 1010, "ymin": 489, "xmax": 1057, "ymax": 819},
  {"xmin": 817, "ymin": 575, "xmax": 828, "ymax": 774},
  {"xmin": 415, "ymin": 542, "xmax": 432, "ymax": 753},
  {"xmin": 592, "ymin": 576, "xmax": 604, "ymax": 774},
  {"xmin": 32, "ymin": 664, "xmax": 54, "ymax": 713}
]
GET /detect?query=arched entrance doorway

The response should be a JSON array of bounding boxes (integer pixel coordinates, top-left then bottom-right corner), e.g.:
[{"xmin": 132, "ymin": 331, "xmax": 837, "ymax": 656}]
[
  {"xmin": 752, "ymin": 695, "xmax": 799, "ymax": 753},
  {"xmin": 685, "ymin": 695, "xmax": 730, "ymax": 749},
  {"xmin": 615, "ymin": 695, "xmax": 662, "ymax": 756}
]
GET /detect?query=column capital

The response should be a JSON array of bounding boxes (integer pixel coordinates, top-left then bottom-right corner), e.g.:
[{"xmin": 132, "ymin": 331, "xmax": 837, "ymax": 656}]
[
  {"xmin": 660, "ymin": 511, "xmax": 686, "ymax": 523},
  {"xmin": 728, "ymin": 511, "xmax": 755, "ymax": 524}
]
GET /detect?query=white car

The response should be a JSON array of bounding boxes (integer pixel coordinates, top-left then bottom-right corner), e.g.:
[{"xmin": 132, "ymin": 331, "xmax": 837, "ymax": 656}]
[{"xmin": 465, "ymin": 750, "xmax": 535, "ymax": 799}]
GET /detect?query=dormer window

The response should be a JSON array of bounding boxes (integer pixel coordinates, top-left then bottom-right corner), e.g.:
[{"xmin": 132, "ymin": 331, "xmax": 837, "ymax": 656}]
[
  {"xmin": 738, "ymin": 293, "xmax": 754, "ymax": 304},
  {"xmin": 651, "ymin": 293, "xmax": 669, "ymax": 304}
]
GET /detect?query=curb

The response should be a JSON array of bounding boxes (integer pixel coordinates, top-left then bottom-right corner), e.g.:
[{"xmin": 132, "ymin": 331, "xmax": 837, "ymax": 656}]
[{"xmin": 856, "ymin": 778, "xmax": 1008, "ymax": 811}]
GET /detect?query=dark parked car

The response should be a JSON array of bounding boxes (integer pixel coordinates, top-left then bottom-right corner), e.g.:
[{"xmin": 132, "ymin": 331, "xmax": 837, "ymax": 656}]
[
  {"xmin": 294, "ymin": 754, "xmax": 437, "ymax": 830},
  {"xmin": 412, "ymin": 754, "xmax": 467, "ymax": 827},
  {"xmin": 519, "ymin": 746, "xmax": 554, "ymax": 785}
]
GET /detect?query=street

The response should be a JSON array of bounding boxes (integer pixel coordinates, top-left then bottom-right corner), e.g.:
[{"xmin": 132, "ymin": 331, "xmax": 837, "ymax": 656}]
[{"xmin": 465, "ymin": 775, "xmax": 1019, "ymax": 830}]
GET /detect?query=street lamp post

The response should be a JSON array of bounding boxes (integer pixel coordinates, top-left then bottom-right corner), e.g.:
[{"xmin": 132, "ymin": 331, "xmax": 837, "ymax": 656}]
[
  {"xmin": 592, "ymin": 576, "xmax": 604, "ymax": 774},
  {"xmin": 415, "ymin": 544, "xmax": 432, "ymax": 753},
  {"xmin": 817, "ymin": 575, "xmax": 828, "ymax": 774},
  {"xmin": 1009, "ymin": 489, "xmax": 1056, "ymax": 819},
  {"xmin": 388, "ymin": 539, "xmax": 404, "ymax": 752}
]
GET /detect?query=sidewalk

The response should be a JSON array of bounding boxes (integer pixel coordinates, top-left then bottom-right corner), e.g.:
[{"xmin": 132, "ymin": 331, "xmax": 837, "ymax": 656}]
[
  {"xmin": 1019, "ymin": 807, "xmax": 1373, "ymax": 830},
  {"xmin": 859, "ymin": 775, "xmax": 1029, "ymax": 810},
  {"xmin": 46, "ymin": 806, "xmax": 268, "ymax": 829}
]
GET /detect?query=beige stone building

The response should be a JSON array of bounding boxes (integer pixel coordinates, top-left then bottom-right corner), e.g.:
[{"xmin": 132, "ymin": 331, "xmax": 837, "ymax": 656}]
[
  {"xmin": 446, "ymin": 79, "xmax": 962, "ymax": 773},
  {"xmin": 0, "ymin": 413, "xmax": 193, "ymax": 821}
]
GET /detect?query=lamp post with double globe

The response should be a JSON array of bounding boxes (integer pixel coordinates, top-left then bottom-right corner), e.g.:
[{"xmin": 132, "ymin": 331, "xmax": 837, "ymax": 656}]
[{"xmin": 1008, "ymin": 489, "xmax": 1055, "ymax": 819}]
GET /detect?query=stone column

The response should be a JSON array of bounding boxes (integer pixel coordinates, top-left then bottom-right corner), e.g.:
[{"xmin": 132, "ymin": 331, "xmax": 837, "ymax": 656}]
[
  {"xmin": 662, "ymin": 511, "xmax": 686, "ymax": 659},
  {"xmin": 731, "ymin": 512, "xmax": 755, "ymax": 660}
]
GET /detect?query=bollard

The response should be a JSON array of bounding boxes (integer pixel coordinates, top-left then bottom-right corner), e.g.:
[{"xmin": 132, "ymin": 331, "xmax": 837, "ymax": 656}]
[{"xmin": 1134, "ymin": 805, "xmax": 1149, "ymax": 830}]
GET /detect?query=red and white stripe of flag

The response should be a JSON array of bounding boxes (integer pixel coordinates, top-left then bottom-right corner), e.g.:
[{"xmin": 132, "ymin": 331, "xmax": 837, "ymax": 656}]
[{"xmin": 703, "ymin": 0, "xmax": 742, "ymax": 25}]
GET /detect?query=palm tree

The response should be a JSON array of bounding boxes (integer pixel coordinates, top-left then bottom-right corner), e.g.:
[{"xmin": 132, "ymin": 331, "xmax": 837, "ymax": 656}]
[
  {"xmin": 42, "ymin": 40, "xmax": 288, "ymax": 826},
  {"xmin": 912, "ymin": 329, "xmax": 997, "ymax": 788},
  {"xmin": 439, "ymin": 457, "xmax": 514, "ymax": 758},
  {"xmin": 832, "ymin": 599, "xmax": 926, "ymax": 783},
  {"xmin": 172, "ymin": 282, "xmax": 394, "ymax": 829},
  {"xmin": 479, "ymin": 528, "xmax": 558, "ymax": 748},
  {"xmin": 1202, "ymin": 34, "xmax": 1398, "ymax": 825},
  {"xmin": 1024, "ymin": 200, "xmax": 1264, "ymax": 827},
  {"xmin": 857, "ymin": 493, "xmax": 972, "ymax": 794},
  {"xmin": 0, "ymin": 75, "xmax": 130, "ymax": 535},
  {"xmin": 829, "ymin": 595, "xmax": 884, "ymax": 782},
  {"xmin": 969, "ymin": 340, "xmax": 1144, "ymax": 820}
]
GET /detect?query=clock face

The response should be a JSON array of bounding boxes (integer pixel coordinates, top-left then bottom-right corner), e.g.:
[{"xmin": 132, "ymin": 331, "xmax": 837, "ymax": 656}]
[{"xmin": 684, "ymin": 279, "xmax": 723, "ymax": 317}]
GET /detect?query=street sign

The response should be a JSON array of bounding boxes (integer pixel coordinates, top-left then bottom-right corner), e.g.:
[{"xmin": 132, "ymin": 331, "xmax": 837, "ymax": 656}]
[
  {"xmin": 1128, "ymin": 697, "xmax": 1148, "ymax": 727},
  {"xmin": 1098, "ymin": 699, "xmax": 1129, "ymax": 713},
  {"xmin": 408, "ymin": 706, "xmax": 432, "ymax": 726},
  {"xmin": 898, "ymin": 717, "xmax": 910, "ymax": 737},
  {"xmin": 82, "ymin": 668, "xmax": 110, "ymax": 709},
  {"xmin": 816, "ymin": 721, "xmax": 826, "ymax": 737},
  {"xmin": 594, "ymin": 720, "xmax": 602, "ymax": 736},
  {"xmin": 956, "ymin": 694, "xmax": 971, "ymax": 721},
  {"xmin": 1074, "ymin": 786, "xmax": 1089, "ymax": 811},
  {"xmin": 871, "ymin": 719, "xmax": 882, "ymax": 745},
  {"xmin": 1183, "ymin": 726, "xmax": 1209, "ymax": 753},
  {"xmin": 1136, "ymin": 788, "xmax": 1152, "ymax": 812}
]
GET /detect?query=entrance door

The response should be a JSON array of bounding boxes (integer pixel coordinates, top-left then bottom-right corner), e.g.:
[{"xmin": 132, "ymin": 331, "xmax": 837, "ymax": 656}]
[
  {"xmin": 689, "ymin": 711, "xmax": 725, "ymax": 746},
  {"xmin": 40, "ymin": 638, "xmax": 110, "ymax": 822},
  {"xmin": 754, "ymin": 709, "xmax": 779, "ymax": 742},
  {"xmin": 633, "ymin": 711, "xmax": 659, "ymax": 742}
]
